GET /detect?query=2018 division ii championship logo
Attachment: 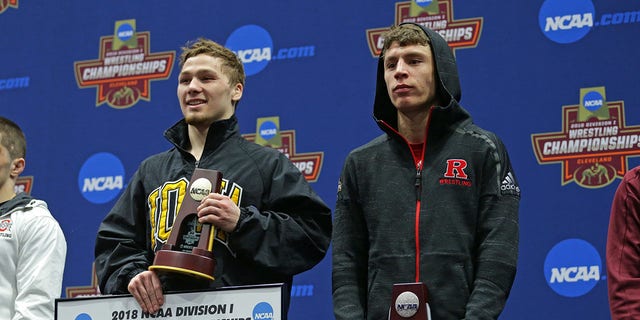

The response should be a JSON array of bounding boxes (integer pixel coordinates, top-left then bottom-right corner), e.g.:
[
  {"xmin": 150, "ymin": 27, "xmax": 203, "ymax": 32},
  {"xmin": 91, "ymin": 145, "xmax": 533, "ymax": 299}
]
[
  {"xmin": 532, "ymin": 87, "xmax": 640, "ymax": 188},
  {"xmin": 15, "ymin": 176, "xmax": 32, "ymax": 195},
  {"xmin": 74, "ymin": 20, "xmax": 175, "ymax": 109},
  {"xmin": 0, "ymin": 0, "xmax": 18, "ymax": 14},
  {"xmin": 243, "ymin": 117, "xmax": 323, "ymax": 182},
  {"xmin": 366, "ymin": 0, "xmax": 482, "ymax": 57}
]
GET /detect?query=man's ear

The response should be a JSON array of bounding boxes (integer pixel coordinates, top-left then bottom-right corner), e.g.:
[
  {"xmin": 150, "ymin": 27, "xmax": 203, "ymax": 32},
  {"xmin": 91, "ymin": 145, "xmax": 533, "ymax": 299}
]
[
  {"xmin": 231, "ymin": 83, "xmax": 243, "ymax": 102},
  {"xmin": 10, "ymin": 158, "xmax": 25, "ymax": 179}
]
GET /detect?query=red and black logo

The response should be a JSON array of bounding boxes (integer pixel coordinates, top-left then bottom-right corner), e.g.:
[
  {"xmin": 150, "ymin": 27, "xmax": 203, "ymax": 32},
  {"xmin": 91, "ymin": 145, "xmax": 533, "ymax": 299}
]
[
  {"xmin": 366, "ymin": 0, "xmax": 483, "ymax": 57},
  {"xmin": 74, "ymin": 20, "xmax": 175, "ymax": 109},
  {"xmin": 243, "ymin": 130, "xmax": 323, "ymax": 183},
  {"xmin": 0, "ymin": 0, "xmax": 18, "ymax": 15},
  {"xmin": 532, "ymin": 87, "xmax": 640, "ymax": 188},
  {"xmin": 15, "ymin": 176, "xmax": 32, "ymax": 195}
]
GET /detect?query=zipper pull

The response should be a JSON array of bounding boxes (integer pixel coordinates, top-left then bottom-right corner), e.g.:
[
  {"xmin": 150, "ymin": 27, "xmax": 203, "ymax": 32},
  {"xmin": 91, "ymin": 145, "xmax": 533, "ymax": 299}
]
[{"xmin": 415, "ymin": 161, "xmax": 423, "ymax": 199}]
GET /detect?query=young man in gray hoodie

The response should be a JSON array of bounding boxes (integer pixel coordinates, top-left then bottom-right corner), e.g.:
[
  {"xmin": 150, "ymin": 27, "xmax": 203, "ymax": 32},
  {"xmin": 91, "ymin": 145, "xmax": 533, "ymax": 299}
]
[{"xmin": 332, "ymin": 23, "xmax": 520, "ymax": 319}]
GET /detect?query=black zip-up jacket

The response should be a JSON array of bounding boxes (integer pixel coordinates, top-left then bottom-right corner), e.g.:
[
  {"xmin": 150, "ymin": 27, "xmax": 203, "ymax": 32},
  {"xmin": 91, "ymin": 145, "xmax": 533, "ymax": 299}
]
[
  {"xmin": 332, "ymin": 23, "xmax": 520, "ymax": 319},
  {"xmin": 95, "ymin": 116, "xmax": 332, "ymax": 305}
]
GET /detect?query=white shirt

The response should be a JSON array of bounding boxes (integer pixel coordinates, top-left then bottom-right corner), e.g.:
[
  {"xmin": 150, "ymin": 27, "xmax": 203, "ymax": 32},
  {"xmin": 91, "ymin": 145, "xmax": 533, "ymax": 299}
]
[{"xmin": 0, "ymin": 198, "xmax": 67, "ymax": 320}]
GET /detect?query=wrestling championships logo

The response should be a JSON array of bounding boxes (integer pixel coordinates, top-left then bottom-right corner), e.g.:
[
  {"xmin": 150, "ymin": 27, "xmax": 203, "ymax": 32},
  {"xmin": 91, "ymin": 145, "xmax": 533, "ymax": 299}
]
[
  {"xmin": 366, "ymin": 0, "xmax": 483, "ymax": 57},
  {"xmin": 243, "ymin": 117, "xmax": 324, "ymax": 182},
  {"xmin": 15, "ymin": 176, "xmax": 32, "ymax": 195},
  {"xmin": 0, "ymin": 0, "xmax": 18, "ymax": 15},
  {"xmin": 74, "ymin": 19, "xmax": 175, "ymax": 109},
  {"xmin": 65, "ymin": 263, "xmax": 100, "ymax": 297},
  {"xmin": 532, "ymin": 86, "xmax": 640, "ymax": 188}
]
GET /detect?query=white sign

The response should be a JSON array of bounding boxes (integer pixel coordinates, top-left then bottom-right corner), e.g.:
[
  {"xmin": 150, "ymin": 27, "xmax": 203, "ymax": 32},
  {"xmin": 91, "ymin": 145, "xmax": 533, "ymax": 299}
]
[{"xmin": 56, "ymin": 284, "xmax": 283, "ymax": 320}]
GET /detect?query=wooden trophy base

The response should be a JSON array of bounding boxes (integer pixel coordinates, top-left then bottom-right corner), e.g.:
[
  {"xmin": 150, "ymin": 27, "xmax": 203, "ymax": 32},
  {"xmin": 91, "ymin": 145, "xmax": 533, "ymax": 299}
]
[
  {"xmin": 149, "ymin": 248, "xmax": 216, "ymax": 281},
  {"xmin": 389, "ymin": 282, "xmax": 430, "ymax": 320}
]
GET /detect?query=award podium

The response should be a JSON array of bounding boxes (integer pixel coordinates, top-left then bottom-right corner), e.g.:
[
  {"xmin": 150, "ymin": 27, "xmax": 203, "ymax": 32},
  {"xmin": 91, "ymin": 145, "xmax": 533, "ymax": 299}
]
[
  {"xmin": 389, "ymin": 282, "xmax": 431, "ymax": 320},
  {"xmin": 149, "ymin": 168, "xmax": 222, "ymax": 281}
]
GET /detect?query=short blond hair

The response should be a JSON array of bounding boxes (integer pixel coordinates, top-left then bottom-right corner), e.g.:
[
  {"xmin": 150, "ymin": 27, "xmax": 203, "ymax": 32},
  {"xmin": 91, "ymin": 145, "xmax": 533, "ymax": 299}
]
[{"xmin": 179, "ymin": 38, "xmax": 245, "ymax": 88}]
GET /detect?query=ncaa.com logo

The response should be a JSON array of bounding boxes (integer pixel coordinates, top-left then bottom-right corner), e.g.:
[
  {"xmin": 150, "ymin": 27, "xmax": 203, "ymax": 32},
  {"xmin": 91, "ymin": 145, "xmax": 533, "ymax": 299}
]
[
  {"xmin": 78, "ymin": 152, "xmax": 125, "ymax": 204},
  {"xmin": 544, "ymin": 238, "xmax": 602, "ymax": 297},
  {"xmin": 0, "ymin": 76, "xmax": 29, "ymax": 91},
  {"xmin": 539, "ymin": 0, "xmax": 640, "ymax": 44},
  {"xmin": 225, "ymin": 25, "xmax": 316, "ymax": 76}
]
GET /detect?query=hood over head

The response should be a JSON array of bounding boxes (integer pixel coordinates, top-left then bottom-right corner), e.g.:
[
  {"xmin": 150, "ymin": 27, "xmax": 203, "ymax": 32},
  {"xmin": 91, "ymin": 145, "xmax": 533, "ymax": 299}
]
[{"xmin": 373, "ymin": 23, "xmax": 463, "ymax": 130}]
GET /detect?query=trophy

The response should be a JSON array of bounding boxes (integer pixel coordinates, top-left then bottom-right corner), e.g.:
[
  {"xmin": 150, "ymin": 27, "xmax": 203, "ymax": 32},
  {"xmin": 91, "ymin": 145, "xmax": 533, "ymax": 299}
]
[
  {"xmin": 388, "ymin": 282, "xmax": 431, "ymax": 320},
  {"xmin": 149, "ymin": 168, "xmax": 222, "ymax": 281}
]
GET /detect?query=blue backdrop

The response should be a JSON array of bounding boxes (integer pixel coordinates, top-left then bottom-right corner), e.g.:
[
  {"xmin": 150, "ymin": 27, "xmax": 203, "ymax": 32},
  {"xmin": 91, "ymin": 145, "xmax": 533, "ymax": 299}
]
[{"xmin": 1, "ymin": 1, "xmax": 639, "ymax": 319}]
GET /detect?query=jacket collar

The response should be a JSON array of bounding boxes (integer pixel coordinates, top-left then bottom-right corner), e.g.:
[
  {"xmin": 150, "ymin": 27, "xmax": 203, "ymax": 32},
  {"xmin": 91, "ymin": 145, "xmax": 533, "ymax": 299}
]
[{"xmin": 163, "ymin": 115, "xmax": 240, "ymax": 156}]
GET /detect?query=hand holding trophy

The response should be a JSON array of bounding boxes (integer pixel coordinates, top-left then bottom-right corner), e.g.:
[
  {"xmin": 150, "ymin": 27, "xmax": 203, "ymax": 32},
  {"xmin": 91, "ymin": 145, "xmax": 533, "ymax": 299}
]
[{"xmin": 149, "ymin": 168, "xmax": 223, "ymax": 281}]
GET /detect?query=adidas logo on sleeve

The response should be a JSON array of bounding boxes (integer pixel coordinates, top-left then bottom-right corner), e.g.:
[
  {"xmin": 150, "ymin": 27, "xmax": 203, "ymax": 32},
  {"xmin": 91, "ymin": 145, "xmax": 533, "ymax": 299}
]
[{"xmin": 500, "ymin": 171, "xmax": 521, "ymax": 196}]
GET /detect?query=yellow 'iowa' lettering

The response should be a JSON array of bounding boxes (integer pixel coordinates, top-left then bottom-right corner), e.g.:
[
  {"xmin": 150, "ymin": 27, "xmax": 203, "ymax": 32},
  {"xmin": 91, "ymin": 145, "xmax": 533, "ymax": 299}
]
[
  {"xmin": 149, "ymin": 177, "xmax": 244, "ymax": 252},
  {"xmin": 149, "ymin": 178, "xmax": 188, "ymax": 251}
]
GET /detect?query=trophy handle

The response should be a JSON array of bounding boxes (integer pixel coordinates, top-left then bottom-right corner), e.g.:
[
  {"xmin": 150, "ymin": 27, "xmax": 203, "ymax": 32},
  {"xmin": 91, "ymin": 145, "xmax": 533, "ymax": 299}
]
[{"xmin": 192, "ymin": 170, "xmax": 222, "ymax": 255}]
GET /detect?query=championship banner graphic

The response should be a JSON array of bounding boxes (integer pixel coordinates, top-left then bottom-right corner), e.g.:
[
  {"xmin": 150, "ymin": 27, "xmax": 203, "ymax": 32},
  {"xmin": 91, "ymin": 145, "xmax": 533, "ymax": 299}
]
[
  {"xmin": 74, "ymin": 19, "xmax": 175, "ymax": 109},
  {"xmin": 65, "ymin": 263, "xmax": 100, "ymax": 298},
  {"xmin": 532, "ymin": 86, "xmax": 640, "ymax": 188},
  {"xmin": 366, "ymin": 0, "xmax": 483, "ymax": 57},
  {"xmin": 243, "ymin": 117, "xmax": 323, "ymax": 182},
  {"xmin": 0, "ymin": 0, "xmax": 18, "ymax": 15},
  {"xmin": 15, "ymin": 176, "xmax": 32, "ymax": 195}
]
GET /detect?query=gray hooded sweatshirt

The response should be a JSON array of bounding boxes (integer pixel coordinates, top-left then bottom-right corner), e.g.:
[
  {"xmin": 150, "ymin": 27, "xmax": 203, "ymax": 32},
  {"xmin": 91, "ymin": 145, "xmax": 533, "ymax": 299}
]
[{"xmin": 332, "ymin": 23, "xmax": 520, "ymax": 319}]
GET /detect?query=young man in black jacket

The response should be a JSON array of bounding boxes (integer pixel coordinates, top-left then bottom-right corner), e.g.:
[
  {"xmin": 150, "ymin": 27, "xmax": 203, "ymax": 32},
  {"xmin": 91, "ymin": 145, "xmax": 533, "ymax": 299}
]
[
  {"xmin": 95, "ymin": 38, "xmax": 332, "ymax": 315},
  {"xmin": 332, "ymin": 23, "xmax": 520, "ymax": 319}
]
